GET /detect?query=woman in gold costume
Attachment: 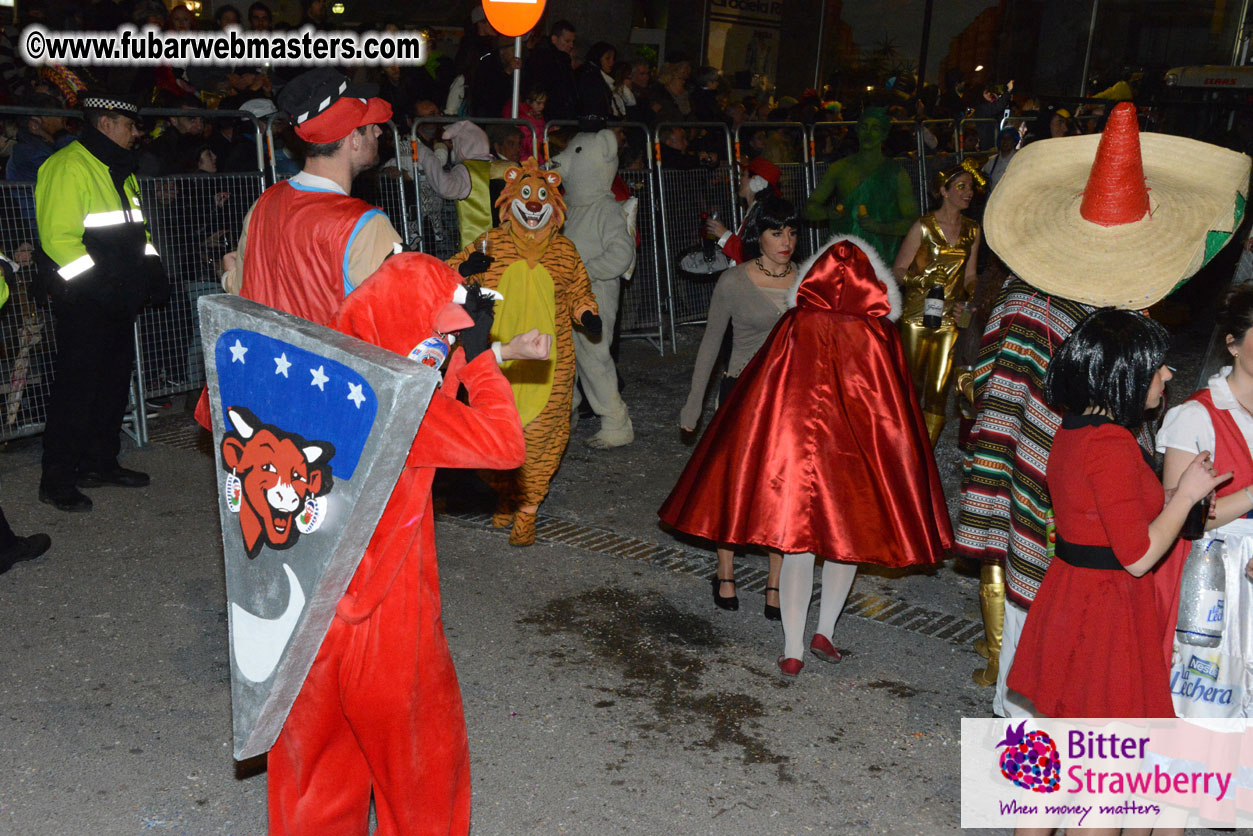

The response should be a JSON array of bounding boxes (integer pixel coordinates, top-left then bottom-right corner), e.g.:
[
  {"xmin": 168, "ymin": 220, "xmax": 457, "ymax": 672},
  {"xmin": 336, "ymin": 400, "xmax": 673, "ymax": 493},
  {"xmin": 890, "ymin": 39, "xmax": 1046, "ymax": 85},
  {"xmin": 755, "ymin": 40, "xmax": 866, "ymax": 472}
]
[{"xmin": 892, "ymin": 162, "xmax": 984, "ymax": 443}]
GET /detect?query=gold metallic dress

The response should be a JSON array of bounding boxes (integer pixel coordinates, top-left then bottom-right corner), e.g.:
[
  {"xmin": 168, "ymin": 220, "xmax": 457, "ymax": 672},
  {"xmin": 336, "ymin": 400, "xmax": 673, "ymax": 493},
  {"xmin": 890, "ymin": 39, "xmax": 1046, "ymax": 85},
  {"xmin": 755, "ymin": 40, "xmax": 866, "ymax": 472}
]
[{"xmin": 899, "ymin": 213, "xmax": 980, "ymax": 443}]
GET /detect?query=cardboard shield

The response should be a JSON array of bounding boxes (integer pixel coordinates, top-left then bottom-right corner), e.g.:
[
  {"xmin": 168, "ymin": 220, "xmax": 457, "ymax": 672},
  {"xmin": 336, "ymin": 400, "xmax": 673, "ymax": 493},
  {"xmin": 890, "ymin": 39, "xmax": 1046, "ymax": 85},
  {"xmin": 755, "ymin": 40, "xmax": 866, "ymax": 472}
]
[{"xmin": 199, "ymin": 295, "xmax": 440, "ymax": 760}]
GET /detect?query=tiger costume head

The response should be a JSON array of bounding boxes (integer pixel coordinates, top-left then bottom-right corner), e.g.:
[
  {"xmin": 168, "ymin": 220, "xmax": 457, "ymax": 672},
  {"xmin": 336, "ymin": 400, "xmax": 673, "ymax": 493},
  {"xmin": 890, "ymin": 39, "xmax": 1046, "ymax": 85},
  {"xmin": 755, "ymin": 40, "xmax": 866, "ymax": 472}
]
[{"xmin": 496, "ymin": 157, "xmax": 565, "ymax": 264}]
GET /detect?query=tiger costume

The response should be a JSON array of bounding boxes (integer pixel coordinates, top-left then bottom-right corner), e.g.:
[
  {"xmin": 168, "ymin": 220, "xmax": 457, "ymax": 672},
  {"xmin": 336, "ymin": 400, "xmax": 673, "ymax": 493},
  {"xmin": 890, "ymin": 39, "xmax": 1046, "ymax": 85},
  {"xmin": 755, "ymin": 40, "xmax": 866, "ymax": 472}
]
[{"xmin": 448, "ymin": 158, "xmax": 598, "ymax": 546}]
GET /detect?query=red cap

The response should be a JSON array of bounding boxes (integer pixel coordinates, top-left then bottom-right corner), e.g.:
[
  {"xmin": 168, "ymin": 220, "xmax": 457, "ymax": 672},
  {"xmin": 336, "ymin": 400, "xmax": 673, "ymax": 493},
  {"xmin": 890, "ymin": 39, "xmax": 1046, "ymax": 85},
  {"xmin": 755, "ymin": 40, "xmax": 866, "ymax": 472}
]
[
  {"xmin": 294, "ymin": 96, "xmax": 393, "ymax": 144},
  {"xmin": 1079, "ymin": 102, "xmax": 1150, "ymax": 227}
]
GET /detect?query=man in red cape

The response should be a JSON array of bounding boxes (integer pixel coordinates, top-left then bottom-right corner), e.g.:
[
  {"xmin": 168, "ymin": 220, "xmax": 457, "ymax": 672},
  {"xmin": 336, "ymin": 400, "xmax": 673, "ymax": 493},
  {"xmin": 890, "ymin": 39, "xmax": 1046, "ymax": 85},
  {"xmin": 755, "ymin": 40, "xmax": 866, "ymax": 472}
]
[{"xmin": 659, "ymin": 235, "xmax": 952, "ymax": 674}]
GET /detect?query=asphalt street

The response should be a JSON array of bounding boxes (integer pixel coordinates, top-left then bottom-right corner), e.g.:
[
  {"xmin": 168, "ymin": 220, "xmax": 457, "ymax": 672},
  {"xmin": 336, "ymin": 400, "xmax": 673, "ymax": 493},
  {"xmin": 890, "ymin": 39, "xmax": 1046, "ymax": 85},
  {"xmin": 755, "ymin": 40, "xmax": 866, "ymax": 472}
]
[{"xmin": 0, "ymin": 273, "xmax": 1228, "ymax": 835}]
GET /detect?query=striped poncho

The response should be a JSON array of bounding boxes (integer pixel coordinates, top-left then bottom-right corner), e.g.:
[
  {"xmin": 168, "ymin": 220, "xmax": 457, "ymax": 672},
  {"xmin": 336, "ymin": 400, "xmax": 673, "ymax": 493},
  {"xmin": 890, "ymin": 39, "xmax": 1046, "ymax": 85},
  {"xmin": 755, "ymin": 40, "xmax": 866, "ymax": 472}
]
[{"xmin": 955, "ymin": 278, "xmax": 1094, "ymax": 607}]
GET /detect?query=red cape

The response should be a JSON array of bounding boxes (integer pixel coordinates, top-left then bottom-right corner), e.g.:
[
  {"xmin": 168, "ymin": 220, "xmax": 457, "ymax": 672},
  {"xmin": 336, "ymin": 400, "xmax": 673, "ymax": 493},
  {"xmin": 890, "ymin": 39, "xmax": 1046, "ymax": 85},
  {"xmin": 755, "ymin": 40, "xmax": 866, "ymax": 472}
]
[{"xmin": 658, "ymin": 237, "xmax": 953, "ymax": 565}]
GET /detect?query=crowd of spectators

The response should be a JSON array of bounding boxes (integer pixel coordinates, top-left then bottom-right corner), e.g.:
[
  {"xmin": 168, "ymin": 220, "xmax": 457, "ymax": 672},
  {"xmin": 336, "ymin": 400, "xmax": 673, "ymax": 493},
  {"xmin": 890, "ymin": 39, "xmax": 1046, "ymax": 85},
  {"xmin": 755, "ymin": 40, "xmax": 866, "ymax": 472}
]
[
  {"xmin": 0, "ymin": 0, "xmax": 1167, "ymax": 191},
  {"xmin": 0, "ymin": 1, "xmax": 1167, "ymax": 400}
]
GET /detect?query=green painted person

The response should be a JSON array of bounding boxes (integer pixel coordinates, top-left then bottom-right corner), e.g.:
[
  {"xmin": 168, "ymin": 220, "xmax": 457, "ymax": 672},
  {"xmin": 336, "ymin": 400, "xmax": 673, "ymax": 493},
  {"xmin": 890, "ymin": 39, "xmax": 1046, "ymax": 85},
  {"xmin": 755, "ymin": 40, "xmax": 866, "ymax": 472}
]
[{"xmin": 805, "ymin": 107, "xmax": 919, "ymax": 264}]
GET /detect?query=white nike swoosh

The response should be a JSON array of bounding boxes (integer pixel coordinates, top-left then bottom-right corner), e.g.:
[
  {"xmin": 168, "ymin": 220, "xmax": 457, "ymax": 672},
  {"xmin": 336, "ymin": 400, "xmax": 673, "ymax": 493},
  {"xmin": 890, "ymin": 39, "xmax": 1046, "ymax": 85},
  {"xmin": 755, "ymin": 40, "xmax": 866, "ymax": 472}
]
[{"xmin": 229, "ymin": 563, "xmax": 305, "ymax": 683}]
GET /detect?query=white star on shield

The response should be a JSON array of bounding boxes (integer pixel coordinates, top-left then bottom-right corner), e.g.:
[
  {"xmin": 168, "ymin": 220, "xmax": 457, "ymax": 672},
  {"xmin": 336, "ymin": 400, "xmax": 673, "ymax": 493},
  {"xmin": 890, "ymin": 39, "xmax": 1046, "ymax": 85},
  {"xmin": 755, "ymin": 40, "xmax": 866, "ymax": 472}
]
[
  {"xmin": 347, "ymin": 382, "xmax": 366, "ymax": 408},
  {"xmin": 310, "ymin": 365, "xmax": 329, "ymax": 391},
  {"xmin": 230, "ymin": 339, "xmax": 248, "ymax": 363},
  {"xmin": 274, "ymin": 353, "xmax": 291, "ymax": 377}
]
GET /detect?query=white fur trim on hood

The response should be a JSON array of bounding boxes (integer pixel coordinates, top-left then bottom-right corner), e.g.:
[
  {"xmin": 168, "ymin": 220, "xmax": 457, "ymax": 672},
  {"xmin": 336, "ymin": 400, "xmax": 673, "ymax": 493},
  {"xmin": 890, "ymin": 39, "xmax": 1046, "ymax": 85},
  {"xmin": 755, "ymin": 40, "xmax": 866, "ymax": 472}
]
[{"xmin": 788, "ymin": 233, "xmax": 902, "ymax": 321}]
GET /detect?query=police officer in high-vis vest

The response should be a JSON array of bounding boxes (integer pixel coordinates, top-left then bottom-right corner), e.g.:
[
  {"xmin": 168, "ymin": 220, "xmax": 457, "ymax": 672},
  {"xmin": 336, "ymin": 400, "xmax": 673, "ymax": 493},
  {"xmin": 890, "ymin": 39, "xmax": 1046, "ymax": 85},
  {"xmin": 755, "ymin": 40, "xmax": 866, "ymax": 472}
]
[
  {"xmin": 36, "ymin": 90, "xmax": 169, "ymax": 513},
  {"xmin": 222, "ymin": 69, "xmax": 401, "ymax": 324}
]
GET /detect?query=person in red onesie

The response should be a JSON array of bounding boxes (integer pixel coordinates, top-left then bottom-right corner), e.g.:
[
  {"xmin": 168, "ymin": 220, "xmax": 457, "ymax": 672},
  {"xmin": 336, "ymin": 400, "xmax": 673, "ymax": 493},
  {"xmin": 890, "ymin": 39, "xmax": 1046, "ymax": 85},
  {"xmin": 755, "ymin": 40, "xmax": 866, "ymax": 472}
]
[
  {"xmin": 265, "ymin": 252, "xmax": 548, "ymax": 834},
  {"xmin": 203, "ymin": 66, "xmax": 553, "ymax": 831}
]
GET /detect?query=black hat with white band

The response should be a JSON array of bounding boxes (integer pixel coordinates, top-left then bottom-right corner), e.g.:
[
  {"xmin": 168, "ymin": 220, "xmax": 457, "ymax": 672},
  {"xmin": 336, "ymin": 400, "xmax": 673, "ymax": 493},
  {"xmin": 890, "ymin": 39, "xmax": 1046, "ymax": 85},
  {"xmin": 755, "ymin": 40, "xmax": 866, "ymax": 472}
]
[
  {"xmin": 278, "ymin": 68, "xmax": 392, "ymax": 144},
  {"xmin": 79, "ymin": 89, "xmax": 143, "ymax": 118}
]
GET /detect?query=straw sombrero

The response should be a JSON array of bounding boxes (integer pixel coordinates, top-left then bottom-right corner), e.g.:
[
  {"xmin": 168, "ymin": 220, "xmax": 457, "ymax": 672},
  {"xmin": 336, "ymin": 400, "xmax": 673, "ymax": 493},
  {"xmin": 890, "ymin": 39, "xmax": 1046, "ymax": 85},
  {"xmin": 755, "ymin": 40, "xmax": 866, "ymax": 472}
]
[{"xmin": 984, "ymin": 102, "xmax": 1250, "ymax": 309}]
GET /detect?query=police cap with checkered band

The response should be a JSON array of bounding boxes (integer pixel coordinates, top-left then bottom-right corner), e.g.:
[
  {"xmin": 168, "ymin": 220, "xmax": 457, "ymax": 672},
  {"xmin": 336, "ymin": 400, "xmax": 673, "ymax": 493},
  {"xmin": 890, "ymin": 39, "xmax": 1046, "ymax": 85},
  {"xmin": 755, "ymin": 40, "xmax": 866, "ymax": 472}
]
[{"xmin": 79, "ymin": 88, "xmax": 144, "ymax": 119}]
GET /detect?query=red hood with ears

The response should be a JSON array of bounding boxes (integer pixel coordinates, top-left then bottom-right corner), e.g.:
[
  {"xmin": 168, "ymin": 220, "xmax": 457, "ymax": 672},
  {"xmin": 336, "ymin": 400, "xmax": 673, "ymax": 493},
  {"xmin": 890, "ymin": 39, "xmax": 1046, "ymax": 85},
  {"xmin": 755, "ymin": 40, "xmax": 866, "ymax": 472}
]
[{"xmin": 329, "ymin": 252, "xmax": 468, "ymax": 354}]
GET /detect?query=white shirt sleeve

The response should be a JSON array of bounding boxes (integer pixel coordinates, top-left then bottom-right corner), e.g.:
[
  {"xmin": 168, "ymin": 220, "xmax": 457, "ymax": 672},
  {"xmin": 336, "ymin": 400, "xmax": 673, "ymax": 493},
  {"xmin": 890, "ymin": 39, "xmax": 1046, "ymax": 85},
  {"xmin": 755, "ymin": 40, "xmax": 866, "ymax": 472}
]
[{"xmin": 1157, "ymin": 400, "xmax": 1216, "ymax": 455}]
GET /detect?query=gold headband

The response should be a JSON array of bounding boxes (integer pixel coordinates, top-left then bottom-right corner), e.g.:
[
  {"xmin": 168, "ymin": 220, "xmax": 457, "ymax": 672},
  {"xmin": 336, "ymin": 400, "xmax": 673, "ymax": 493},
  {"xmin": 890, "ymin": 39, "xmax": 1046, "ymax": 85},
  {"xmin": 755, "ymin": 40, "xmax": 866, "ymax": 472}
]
[{"xmin": 936, "ymin": 158, "xmax": 988, "ymax": 192}]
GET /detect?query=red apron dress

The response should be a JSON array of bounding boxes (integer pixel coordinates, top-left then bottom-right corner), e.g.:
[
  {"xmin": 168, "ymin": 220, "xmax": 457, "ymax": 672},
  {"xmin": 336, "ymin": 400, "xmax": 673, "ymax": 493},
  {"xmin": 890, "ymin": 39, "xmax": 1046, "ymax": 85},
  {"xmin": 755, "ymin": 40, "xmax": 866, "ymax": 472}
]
[{"xmin": 1008, "ymin": 413, "xmax": 1175, "ymax": 717}]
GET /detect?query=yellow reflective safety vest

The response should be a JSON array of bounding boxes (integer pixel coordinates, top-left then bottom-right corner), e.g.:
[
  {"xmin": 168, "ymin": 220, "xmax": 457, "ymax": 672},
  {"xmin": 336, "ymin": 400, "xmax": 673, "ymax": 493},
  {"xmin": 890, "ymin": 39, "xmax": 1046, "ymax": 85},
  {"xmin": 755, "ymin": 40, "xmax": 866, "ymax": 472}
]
[{"xmin": 35, "ymin": 140, "xmax": 154, "ymax": 282}]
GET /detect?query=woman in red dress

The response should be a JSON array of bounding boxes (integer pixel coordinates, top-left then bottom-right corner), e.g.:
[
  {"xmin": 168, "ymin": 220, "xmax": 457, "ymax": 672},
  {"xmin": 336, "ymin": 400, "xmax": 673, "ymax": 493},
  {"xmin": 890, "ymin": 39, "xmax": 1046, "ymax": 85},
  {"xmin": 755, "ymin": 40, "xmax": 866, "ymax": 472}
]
[{"xmin": 1007, "ymin": 309, "xmax": 1227, "ymax": 717}]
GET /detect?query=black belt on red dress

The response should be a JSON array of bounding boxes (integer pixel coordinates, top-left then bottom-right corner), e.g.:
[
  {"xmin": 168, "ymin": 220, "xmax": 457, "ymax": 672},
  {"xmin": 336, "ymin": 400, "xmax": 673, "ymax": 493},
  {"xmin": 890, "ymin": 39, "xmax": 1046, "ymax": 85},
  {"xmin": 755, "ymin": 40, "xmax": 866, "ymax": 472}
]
[{"xmin": 1053, "ymin": 536, "xmax": 1123, "ymax": 571}]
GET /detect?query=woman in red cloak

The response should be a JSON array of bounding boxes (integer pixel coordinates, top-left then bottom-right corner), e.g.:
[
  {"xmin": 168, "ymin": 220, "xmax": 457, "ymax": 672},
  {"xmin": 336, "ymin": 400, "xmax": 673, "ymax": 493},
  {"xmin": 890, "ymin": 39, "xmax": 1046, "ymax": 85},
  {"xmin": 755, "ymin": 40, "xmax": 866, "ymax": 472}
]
[{"xmin": 659, "ymin": 236, "xmax": 953, "ymax": 675}]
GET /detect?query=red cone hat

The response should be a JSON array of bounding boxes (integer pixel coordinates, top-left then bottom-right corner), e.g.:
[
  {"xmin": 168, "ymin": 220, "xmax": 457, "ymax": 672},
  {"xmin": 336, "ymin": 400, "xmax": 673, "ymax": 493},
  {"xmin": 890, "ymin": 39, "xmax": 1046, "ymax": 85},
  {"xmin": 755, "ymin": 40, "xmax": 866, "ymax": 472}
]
[
  {"xmin": 1079, "ymin": 102, "xmax": 1150, "ymax": 227},
  {"xmin": 982, "ymin": 100, "xmax": 1250, "ymax": 309}
]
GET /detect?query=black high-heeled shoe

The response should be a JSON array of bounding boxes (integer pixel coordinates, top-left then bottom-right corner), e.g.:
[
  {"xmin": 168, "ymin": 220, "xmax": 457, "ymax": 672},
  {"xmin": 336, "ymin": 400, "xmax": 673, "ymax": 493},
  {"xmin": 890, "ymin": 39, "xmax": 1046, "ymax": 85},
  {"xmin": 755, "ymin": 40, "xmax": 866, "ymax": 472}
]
[
  {"xmin": 712, "ymin": 576, "xmax": 739, "ymax": 611},
  {"xmin": 763, "ymin": 586, "xmax": 781, "ymax": 621}
]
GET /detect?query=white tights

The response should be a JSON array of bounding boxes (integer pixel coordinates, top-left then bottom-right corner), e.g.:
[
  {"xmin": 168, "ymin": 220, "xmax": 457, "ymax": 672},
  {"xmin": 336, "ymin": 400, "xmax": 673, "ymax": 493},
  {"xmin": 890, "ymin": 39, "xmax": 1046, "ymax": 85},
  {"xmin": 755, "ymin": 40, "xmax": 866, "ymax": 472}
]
[{"xmin": 779, "ymin": 552, "xmax": 858, "ymax": 660}]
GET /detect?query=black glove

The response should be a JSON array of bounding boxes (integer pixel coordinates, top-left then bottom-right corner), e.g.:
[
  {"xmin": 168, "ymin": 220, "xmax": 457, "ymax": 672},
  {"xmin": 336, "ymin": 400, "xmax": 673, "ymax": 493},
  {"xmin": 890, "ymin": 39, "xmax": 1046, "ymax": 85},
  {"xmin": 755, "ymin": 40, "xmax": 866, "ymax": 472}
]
[
  {"xmin": 458, "ymin": 251, "xmax": 493, "ymax": 278},
  {"xmin": 144, "ymin": 255, "xmax": 170, "ymax": 309},
  {"xmin": 580, "ymin": 310, "xmax": 603, "ymax": 339},
  {"xmin": 458, "ymin": 283, "xmax": 496, "ymax": 362}
]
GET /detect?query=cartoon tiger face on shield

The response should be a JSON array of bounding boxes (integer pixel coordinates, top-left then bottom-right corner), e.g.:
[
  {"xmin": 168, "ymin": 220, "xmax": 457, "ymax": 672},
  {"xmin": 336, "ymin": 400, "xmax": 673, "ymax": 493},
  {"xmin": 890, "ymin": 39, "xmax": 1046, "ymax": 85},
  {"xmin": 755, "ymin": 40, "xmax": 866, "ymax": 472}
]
[
  {"xmin": 220, "ymin": 406, "xmax": 335, "ymax": 559},
  {"xmin": 496, "ymin": 157, "xmax": 565, "ymax": 262}
]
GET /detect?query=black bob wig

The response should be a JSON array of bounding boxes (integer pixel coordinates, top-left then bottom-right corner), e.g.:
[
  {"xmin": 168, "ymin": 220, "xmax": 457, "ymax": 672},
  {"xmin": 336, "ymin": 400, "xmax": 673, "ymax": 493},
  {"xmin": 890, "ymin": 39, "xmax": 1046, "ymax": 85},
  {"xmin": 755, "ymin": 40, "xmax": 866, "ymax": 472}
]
[
  {"xmin": 1044, "ymin": 308, "xmax": 1170, "ymax": 430},
  {"xmin": 741, "ymin": 196, "xmax": 799, "ymax": 261}
]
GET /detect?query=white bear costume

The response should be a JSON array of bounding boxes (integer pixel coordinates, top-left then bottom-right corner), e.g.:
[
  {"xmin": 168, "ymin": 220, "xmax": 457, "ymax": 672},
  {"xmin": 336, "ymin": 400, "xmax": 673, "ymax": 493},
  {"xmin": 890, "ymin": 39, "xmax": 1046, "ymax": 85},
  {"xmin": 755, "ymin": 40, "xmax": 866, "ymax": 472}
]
[{"xmin": 553, "ymin": 129, "xmax": 637, "ymax": 448}]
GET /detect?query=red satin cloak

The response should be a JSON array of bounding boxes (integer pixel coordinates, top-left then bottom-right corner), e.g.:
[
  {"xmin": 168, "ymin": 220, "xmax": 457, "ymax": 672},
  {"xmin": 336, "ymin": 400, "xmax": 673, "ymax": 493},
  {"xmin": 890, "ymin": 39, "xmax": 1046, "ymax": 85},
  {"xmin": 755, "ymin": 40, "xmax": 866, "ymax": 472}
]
[{"xmin": 658, "ymin": 238, "xmax": 953, "ymax": 566}]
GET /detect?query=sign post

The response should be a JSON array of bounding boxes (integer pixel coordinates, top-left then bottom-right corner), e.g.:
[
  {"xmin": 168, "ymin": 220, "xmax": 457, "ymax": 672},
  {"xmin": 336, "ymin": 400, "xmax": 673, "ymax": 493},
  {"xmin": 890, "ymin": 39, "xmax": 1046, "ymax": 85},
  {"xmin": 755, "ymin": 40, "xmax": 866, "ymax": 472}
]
[{"xmin": 482, "ymin": 0, "xmax": 547, "ymax": 117}]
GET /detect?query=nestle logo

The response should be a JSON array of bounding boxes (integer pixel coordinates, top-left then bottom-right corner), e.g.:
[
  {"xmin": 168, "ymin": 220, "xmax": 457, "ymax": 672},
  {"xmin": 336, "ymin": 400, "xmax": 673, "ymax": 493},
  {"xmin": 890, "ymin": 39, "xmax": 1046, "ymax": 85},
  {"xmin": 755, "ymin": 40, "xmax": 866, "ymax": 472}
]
[{"xmin": 1186, "ymin": 656, "xmax": 1219, "ymax": 681}]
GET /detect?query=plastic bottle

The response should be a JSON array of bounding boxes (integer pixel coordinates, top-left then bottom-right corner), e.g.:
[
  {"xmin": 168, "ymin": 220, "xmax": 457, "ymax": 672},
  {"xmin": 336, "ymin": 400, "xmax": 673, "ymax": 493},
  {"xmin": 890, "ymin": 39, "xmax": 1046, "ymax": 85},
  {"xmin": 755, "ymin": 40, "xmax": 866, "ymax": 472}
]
[
  {"xmin": 1175, "ymin": 539, "xmax": 1226, "ymax": 648},
  {"xmin": 408, "ymin": 334, "xmax": 450, "ymax": 373},
  {"xmin": 700, "ymin": 211, "xmax": 718, "ymax": 262}
]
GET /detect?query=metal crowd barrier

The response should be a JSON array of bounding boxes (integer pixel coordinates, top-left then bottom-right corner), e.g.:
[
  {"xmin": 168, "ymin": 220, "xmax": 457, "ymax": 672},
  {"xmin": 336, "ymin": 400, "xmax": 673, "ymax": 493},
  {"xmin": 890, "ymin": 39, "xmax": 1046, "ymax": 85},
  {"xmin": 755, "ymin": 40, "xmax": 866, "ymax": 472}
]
[
  {"xmin": 653, "ymin": 121, "xmax": 736, "ymax": 347},
  {"xmin": 0, "ymin": 178, "xmax": 155, "ymax": 446},
  {"xmin": 957, "ymin": 117, "xmax": 1003, "ymax": 158},
  {"xmin": 0, "ymin": 104, "xmax": 1015, "ymax": 447},
  {"xmin": 0, "ymin": 180, "xmax": 54, "ymax": 441},
  {"xmin": 136, "ymin": 170, "xmax": 264, "ymax": 401}
]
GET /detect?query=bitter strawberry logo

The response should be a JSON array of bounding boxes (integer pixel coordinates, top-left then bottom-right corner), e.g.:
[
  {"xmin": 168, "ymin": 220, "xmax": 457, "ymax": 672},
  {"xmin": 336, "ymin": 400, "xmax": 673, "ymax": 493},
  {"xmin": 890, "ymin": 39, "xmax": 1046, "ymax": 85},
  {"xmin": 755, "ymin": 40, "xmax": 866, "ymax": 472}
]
[{"xmin": 996, "ymin": 721, "xmax": 1061, "ymax": 793}]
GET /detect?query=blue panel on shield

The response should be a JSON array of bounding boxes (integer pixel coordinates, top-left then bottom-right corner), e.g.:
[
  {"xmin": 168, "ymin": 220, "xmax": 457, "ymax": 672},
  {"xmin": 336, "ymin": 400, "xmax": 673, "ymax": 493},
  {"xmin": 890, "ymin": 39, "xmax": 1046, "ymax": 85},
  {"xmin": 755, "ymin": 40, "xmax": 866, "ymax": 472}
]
[{"xmin": 215, "ymin": 329, "xmax": 377, "ymax": 480}]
